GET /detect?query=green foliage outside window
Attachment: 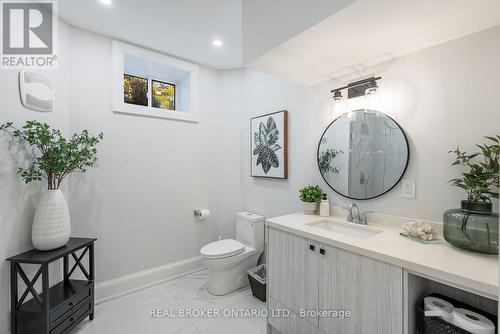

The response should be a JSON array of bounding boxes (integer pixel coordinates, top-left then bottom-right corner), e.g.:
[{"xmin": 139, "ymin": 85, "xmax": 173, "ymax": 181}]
[
  {"xmin": 124, "ymin": 74, "xmax": 148, "ymax": 106},
  {"xmin": 152, "ymin": 80, "xmax": 176, "ymax": 110}
]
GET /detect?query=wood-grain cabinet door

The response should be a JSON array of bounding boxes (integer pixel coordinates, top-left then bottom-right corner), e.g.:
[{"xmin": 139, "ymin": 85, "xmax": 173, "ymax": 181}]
[
  {"xmin": 318, "ymin": 245, "xmax": 403, "ymax": 334},
  {"xmin": 268, "ymin": 227, "xmax": 319, "ymax": 327}
]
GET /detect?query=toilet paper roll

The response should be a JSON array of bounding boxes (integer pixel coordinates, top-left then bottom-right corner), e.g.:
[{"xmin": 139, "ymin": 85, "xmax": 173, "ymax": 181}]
[
  {"xmin": 424, "ymin": 297, "xmax": 454, "ymax": 322},
  {"xmin": 452, "ymin": 308, "xmax": 495, "ymax": 334},
  {"xmin": 197, "ymin": 209, "xmax": 210, "ymax": 220}
]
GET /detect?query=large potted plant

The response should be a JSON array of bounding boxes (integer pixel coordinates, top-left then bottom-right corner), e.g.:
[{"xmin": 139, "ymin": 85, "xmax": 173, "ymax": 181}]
[
  {"xmin": 1, "ymin": 121, "xmax": 103, "ymax": 251},
  {"xmin": 445, "ymin": 136, "xmax": 499, "ymax": 254},
  {"xmin": 299, "ymin": 185, "xmax": 323, "ymax": 215}
]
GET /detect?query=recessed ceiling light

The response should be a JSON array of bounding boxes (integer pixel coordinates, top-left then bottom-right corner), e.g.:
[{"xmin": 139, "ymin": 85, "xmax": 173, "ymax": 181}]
[
  {"xmin": 99, "ymin": 0, "xmax": 113, "ymax": 5},
  {"xmin": 212, "ymin": 39, "xmax": 223, "ymax": 47}
]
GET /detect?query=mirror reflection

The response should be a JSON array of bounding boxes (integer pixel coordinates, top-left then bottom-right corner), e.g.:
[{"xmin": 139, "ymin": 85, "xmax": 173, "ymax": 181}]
[{"xmin": 318, "ymin": 109, "xmax": 409, "ymax": 200}]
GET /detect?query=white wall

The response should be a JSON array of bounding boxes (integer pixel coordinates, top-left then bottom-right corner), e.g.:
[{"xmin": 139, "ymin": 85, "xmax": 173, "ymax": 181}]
[
  {"xmin": 238, "ymin": 70, "xmax": 329, "ymax": 217},
  {"xmin": 0, "ymin": 21, "xmax": 73, "ymax": 334},
  {"xmin": 67, "ymin": 26, "xmax": 243, "ymax": 282},
  {"xmin": 240, "ymin": 25, "xmax": 500, "ymax": 221},
  {"xmin": 0, "ymin": 23, "xmax": 245, "ymax": 333}
]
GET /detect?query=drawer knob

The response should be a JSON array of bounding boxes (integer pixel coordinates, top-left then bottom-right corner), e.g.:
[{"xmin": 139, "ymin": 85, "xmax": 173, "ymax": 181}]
[
  {"xmin": 68, "ymin": 302, "xmax": 74, "ymax": 307},
  {"xmin": 320, "ymin": 248, "xmax": 326, "ymax": 255},
  {"xmin": 309, "ymin": 244, "xmax": 315, "ymax": 251},
  {"xmin": 69, "ymin": 317, "xmax": 75, "ymax": 322}
]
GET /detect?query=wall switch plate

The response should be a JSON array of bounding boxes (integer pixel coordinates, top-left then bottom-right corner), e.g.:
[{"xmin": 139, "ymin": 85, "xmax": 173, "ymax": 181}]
[{"xmin": 401, "ymin": 179, "xmax": 416, "ymax": 198}]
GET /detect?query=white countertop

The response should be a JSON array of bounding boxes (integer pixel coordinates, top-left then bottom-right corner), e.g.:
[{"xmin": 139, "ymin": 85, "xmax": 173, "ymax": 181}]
[{"xmin": 266, "ymin": 212, "xmax": 499, "ymax": 299}]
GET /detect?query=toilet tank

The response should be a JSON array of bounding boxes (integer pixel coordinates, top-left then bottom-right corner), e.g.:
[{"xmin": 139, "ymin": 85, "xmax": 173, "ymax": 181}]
[{"xmin": 236, "ymin": 211, "xmax": 265, "ymax": 251}]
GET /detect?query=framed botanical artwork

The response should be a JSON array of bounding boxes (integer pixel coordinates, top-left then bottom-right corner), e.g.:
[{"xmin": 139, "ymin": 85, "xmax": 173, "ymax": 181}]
[{"xmin": 251, "ymin": 110, "xmax": 288, "ymax": 179}]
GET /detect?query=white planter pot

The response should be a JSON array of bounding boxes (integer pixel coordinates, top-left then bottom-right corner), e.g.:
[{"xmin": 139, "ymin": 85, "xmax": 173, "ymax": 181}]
[
  {"xmin": 302, "ymin": 201, "xmax": 318, "ymax": 215},
  {"xmin": 32, "ymin": 189, "xmax": 71, "ymax": 251}
]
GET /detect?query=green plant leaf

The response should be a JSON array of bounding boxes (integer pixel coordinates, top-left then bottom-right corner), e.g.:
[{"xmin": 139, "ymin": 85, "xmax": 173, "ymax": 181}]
[
  {"xmin": 449, "ymin": 135, "xmax": 500, "ymax": 202},
  {"xmin": 299, "ymin": 185, "xmax": 323, "ymax": 202},
  {"xmin": 1, "ymin": 120, "xmax": 103, "ymax": 189}
]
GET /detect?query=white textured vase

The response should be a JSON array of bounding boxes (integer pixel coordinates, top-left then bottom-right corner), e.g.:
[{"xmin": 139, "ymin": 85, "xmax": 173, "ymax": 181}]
[
  {"xmin": 302, "ymin": 201, "xmax": 318, "ymax": 215},
  {"xmin": 32, "ymin": 189, "xmax": 71, "ymax": 251}
]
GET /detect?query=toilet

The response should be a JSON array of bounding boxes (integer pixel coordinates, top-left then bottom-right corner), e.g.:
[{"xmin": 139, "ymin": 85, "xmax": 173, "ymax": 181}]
[{"xmin": 200, "ymin": 211, "xmax": 264, "ymax": 296}]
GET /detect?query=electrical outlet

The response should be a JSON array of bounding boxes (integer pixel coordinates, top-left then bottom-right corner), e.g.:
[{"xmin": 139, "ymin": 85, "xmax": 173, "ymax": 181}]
[{"xmin": 401, "ymin": 179, "xmax": 416, "ymax": 198}]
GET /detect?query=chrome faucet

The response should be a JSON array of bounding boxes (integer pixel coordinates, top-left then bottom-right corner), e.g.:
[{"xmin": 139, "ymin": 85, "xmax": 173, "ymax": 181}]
[{"xmin": 346, "ymin": 203, "xmax": 368, "ymax": 225}]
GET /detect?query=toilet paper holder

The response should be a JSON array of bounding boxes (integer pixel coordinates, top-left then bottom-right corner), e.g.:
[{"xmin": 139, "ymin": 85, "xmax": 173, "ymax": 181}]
[{"xmin": 194, "ymin": 209, "xmax": 210, "ymax": 220}]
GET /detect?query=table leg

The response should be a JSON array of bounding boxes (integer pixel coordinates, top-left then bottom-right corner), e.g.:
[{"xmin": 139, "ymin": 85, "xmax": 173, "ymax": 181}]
[
  {"xmin": 42, "ymin": 264, "xmax": 50, "ymax": 334},
  {"xmin": 10, "ymin": 262, "xmax": 17, "ymax": 334},
  {"xmin": 63, "ymin": 255, "xmax": 69, "ymax": 281},
  {"xmin": 89, "ymin": 243, "xmax": 95, "ymax": 320}
]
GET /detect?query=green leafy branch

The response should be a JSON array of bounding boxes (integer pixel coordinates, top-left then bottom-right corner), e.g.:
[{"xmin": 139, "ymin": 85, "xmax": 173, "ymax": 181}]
[
  {"xmin": 318, "ymin": 149, "xmax": 344, "ymax": 175},
  {"xmin": 449, "ymin": 135, "xmax": 499, "ymax": 203},
  {"xmin": 1, "ymin": 121, "xmax": 103, "ymax": 190}
]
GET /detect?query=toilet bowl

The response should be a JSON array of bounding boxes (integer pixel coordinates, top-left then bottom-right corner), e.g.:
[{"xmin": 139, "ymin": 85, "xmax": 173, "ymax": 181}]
[{"xmin": 200, "ymin": 212, "xmax": 264, "ymax": 296}]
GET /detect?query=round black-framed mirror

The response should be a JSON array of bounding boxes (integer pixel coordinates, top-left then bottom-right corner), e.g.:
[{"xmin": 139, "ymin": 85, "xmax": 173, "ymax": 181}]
[{"xmin": 317, "ymin": 109, "xmax": 410, "ymax": 200}]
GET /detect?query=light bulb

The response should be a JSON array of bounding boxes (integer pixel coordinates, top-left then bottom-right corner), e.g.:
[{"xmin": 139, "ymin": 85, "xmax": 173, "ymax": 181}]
[{"xmin": 212, "ymin": 39, "xmax": 223, "ymax": 47}]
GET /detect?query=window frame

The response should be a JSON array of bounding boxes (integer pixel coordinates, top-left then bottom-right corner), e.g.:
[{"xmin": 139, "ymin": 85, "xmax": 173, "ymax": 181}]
[{"xmin": 112, "ymin": 40, "xmax": 199, "ymax": 123}]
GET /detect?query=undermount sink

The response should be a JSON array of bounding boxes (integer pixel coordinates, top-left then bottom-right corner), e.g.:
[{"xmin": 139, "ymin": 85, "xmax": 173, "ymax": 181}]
[{"xmin": 306, "ymin": 219, "xmax": 382, "ymax": 239}]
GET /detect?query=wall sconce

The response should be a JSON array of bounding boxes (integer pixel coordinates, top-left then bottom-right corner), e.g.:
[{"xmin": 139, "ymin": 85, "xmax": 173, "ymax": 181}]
[
  {"xmin": 332, "ymin": 90, "xmax": 343, "ymax": 103},
  {"xmin": 365, "ymin": 79, "xmax": 379, "ymax": 95},
  {"xmin": 330, "ymin": 76, "xmax": 381, "ymax": 101}
]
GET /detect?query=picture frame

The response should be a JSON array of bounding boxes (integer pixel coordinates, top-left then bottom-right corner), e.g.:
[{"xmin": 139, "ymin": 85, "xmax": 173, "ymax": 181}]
[{"xmin": 250, "ymin": 110, "xmax": 288, "ymax": 179}]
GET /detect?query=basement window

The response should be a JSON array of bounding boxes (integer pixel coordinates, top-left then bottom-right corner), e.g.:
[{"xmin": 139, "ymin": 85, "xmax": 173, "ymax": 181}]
[{"xmin": 113, "ymin": 40, "xmax": 199, "ymax": 122}]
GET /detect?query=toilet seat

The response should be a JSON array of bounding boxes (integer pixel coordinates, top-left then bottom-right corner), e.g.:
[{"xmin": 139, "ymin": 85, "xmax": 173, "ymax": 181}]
[{"xmin": 200, "ymin": 239, "xmax": 245, "ymax": 259}]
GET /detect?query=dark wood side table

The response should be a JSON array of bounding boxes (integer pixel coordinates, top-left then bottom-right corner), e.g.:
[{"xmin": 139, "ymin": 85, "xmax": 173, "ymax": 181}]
[{"xmin": 7, "ymin": 238, "xmax": 96, "ymax": 334}]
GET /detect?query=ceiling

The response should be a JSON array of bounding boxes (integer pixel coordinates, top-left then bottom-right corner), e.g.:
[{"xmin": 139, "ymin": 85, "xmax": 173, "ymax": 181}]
[
  {"xmin": 58, "ymin": 0, "xmax": 352, "ymax": 70},
  {"xmin": 241, "ymin": 0, "xmax": 356, "ymax": 64},
  {"xmin": 58, "ymin": 0, "xmax": 243, "ymax": 69},
  {"xmin": 59, "ymin": 0, "xmax": 500, "ymax": 79},
  {"xmin": 248, "ymin": 0, "xmax": 500, "ymax": 86}
]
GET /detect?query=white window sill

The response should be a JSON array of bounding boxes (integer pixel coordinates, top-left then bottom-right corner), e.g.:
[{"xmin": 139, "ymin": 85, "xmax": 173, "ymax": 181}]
[{"xmin": 113, "ymin": 107, "xmax": 198, "ymax": 123}]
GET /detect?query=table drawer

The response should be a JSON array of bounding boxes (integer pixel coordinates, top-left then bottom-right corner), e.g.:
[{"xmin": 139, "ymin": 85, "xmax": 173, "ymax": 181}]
[
  {"xmin": 50, "ymin": 284, "xmax": 92, "ymax": 326},
  {"xmin": 50, "ymin": 298, "xmax": 92, "ymax": 334}
]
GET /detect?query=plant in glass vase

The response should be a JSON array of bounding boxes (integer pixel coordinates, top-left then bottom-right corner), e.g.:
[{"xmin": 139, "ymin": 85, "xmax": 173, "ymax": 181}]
[
  {"xmin": 444, "ymin": 136, "xmax": 499, "ymax": 254},
  {"xmin": 1, "ymin": 121, "xmax": 103, "ymax": 250}
]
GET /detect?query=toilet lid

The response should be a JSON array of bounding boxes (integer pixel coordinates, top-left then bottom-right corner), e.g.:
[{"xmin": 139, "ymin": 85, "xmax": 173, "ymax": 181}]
[{"xmin": 200, "ymin": 239, "xmax": 245, "ymax": 259}]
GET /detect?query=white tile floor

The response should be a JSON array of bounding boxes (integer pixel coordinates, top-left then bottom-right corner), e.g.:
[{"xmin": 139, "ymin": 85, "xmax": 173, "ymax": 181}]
[{"xmin": 73, "ymin": 269, "xmax": 267, "ymax": 334}]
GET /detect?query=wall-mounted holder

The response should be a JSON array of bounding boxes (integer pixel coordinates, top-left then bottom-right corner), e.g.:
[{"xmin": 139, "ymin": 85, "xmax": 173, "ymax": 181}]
[
  {"xmin": 194, "ymin": 209, "xmax": 210, "ymax": 220},
  {"xmin": 19, "ymin": 70, "xmax": 54, "ymax": 112}
]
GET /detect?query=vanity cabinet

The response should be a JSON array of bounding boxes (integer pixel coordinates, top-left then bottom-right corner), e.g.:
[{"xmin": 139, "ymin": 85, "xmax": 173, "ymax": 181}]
[
  {"xmin": 268, "ymin": 227, "xmax": 319, "ymax": 328},
  {"xmin": 318, "ymin": 244, "xmax": 403, "ymax": 334},
  {"xmin": 267, "ymin": 227, "xmax": 403, "ymax": 334}
]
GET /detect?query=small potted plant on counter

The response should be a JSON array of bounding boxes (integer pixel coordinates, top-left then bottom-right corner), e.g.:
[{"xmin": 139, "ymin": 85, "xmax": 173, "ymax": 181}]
[
  {"xmin": 1, "ymin": 121, "xmax": 103, "ymax": 251},
  {"xmin": 299, "ymin": 185, "xmax": 323, "ymax": 215},
  {"xmin": 444, "ymin": 135, "xmax": 499, "ymax": 254}
]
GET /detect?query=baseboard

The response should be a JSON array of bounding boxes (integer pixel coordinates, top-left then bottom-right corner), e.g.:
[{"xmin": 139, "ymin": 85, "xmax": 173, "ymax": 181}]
[{"xmin": 95, "ymin": 256, "xmax": 204, "ymax": 304}]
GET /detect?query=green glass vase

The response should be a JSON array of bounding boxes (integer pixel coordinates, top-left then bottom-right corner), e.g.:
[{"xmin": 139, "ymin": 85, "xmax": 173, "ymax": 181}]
[{"xmin": 443, "ymin": 201, "xmax": 499, "ymax": 254}]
